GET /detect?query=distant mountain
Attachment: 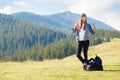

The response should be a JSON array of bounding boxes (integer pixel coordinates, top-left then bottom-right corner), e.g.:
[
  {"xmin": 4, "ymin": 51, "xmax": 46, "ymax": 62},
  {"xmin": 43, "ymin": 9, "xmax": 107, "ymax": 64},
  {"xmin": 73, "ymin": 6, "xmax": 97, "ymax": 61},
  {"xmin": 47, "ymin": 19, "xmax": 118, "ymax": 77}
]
[
  {"xmin": 12, "ymin": 12, "xmax": 64, "ymax": 28},
  {"xmin": 12, "ymin": 11, "xmax": 114, "ymax": 31},
  {"xmin": 45, "ymin": 11, "xmax": 79, "ymax": 29}
]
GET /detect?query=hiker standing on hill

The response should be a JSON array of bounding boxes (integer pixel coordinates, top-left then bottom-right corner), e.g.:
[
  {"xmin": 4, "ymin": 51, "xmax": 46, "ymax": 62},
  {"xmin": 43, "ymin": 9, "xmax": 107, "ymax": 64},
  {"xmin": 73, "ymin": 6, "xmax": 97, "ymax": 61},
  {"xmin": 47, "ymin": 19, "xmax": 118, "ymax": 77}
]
[{"xmin": 72, "ymin": 13, "xmax": 96, "ymax": 66}]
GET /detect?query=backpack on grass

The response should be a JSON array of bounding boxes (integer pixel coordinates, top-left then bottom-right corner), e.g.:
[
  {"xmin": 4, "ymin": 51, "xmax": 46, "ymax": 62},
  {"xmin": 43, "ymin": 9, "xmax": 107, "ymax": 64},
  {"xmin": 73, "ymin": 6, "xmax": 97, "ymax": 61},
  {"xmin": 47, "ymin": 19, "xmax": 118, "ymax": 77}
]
[{"xmin": 83, "ymin": 55, "xmax": 103, "ymax": 71}]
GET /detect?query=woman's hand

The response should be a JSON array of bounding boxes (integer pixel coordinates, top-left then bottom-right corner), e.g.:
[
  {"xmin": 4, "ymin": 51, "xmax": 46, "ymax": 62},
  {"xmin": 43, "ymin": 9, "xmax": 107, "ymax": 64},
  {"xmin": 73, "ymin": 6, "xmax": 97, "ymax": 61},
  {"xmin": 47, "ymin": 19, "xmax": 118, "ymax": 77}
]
[
  {"xmin": 72, "ymin": 23, "xmax": 77, "ymax": 33},
  {"xmin": 92, "ymin": 23, "xmax": 96, "ymax": 32}
]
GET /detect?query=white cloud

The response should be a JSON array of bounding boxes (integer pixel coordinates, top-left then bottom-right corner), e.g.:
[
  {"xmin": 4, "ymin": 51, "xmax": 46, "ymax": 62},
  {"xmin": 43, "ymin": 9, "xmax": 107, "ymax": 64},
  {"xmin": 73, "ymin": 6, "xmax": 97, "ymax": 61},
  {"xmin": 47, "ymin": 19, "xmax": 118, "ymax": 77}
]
[
  {"xmin": 14, "ymin": 1, "xmax": 32, "ymax": 7},
  {"xmin": 60, "ymin": 0, "xmax": 79, "ymax": 4},
  {"xmin": 68, "ymin": 0, "xmax": 116, "ymax": 16},
  {"xmin": 0, "ymin": 6, "xmax": 12, "ymax": 14},
  {"xmin": 35, "ymin": 0, "xmax": 77, "ymax": 3},
  {"xmin": 67, "ymin": 0, "xmax": 120, "ymax": 31}
]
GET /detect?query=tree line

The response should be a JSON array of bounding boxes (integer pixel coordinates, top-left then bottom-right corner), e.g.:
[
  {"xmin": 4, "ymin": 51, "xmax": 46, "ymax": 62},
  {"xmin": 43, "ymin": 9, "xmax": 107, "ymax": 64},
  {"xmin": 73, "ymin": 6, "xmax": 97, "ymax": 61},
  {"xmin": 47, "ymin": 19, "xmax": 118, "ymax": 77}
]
[{"xmin": 2, "ymin": 29, "xmax": 120, "ymax": 62}]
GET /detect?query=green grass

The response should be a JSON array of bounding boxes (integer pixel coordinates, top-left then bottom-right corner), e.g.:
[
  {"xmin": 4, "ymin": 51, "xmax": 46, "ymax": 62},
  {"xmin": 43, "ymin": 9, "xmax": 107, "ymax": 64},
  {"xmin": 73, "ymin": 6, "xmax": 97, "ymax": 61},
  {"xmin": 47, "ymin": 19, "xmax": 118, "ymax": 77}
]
[{"xmin": 0, "ymin": 38, "xmax": 120, "ymax": 80}]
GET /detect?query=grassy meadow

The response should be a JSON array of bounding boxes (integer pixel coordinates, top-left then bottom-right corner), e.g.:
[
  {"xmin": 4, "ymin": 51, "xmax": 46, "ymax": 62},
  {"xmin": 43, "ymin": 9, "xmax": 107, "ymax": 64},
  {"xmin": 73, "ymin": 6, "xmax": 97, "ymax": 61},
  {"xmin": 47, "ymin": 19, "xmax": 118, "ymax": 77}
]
[{"xmin": 0, "ymin": 38, "xmax": 120, "ymax": 80}]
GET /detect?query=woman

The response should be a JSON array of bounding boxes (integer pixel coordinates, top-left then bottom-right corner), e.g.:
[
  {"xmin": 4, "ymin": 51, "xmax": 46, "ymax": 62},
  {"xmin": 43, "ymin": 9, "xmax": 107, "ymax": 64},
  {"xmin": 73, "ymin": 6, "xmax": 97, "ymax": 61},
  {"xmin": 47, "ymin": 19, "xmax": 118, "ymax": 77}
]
[{"xmin": 73, "ymin": 13, "xmax": 96, "ymax": 65}]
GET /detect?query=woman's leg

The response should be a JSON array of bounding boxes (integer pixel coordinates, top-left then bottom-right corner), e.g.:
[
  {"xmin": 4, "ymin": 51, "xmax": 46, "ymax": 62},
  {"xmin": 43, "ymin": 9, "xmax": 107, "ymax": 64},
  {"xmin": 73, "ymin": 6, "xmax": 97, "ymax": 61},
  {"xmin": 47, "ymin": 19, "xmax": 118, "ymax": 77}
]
[
  {"xmin": 83, "ymin": 40, "xmax": 89, "ymax": 63},
  {"xmin": 76, "ymin": 41, "xmax": 84, "ymax": 63}
]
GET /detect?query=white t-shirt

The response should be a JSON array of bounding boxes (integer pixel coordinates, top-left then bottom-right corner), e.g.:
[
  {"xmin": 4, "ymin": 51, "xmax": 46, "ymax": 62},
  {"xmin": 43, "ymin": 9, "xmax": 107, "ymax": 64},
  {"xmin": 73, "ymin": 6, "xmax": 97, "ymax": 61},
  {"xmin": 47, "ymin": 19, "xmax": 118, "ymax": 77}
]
[
  {"xmin": 76, "ymin": 23, "xmax": 95, "ymax": 41},
  {"xmin": 78, "ymin": 24, "xmax": 86, "ymax": 41}
]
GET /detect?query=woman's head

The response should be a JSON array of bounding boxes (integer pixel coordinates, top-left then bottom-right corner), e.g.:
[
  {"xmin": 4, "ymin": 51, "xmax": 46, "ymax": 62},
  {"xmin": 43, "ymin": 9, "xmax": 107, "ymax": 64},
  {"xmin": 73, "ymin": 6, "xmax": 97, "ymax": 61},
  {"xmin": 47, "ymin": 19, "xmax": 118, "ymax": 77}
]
[
  {"xmin": 76, "ymin": 13, "xmax": 87, "ymax": 32},
  {"xmin": 81, "ymin": 13, "xmax": 87, "ymax": 23}
]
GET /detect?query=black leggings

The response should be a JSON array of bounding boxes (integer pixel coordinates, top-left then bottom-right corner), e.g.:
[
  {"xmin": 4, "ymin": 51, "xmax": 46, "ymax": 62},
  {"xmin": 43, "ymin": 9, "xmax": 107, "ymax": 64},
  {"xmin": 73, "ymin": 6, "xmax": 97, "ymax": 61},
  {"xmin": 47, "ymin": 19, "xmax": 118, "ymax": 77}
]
[{"xmin": 76, "ymin": 40, "xmax": 89, "ymax": 63}]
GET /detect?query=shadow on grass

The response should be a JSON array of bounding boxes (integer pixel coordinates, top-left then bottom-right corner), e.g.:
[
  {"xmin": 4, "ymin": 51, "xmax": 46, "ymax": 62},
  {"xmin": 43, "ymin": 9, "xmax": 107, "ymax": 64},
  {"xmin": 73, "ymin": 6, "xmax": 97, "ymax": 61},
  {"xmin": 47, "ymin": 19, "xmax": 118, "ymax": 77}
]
[
  {"xmin": 104, "ymin": 70, "xmax": 120, "ymax": 72},
  {"xmin": 84, "ymin": 70, "xmax": 120, "ymax": 72}
]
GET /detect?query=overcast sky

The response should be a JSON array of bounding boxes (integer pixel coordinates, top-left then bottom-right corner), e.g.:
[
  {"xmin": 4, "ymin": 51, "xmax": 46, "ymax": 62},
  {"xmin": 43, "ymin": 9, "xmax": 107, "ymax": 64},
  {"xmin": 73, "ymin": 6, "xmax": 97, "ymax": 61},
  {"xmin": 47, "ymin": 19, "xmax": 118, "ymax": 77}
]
[{"xmin": 0, "ymin": 0, "xmax": 120, "ymax": 31}]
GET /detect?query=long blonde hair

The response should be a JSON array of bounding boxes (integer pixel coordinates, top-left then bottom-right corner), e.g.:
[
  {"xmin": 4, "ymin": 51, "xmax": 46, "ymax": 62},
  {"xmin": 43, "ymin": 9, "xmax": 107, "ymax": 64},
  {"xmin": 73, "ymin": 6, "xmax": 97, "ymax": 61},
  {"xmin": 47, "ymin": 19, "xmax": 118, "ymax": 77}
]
[{"xmin": 77, "ymin": 17, "xmax": 87, "ymax": 32}]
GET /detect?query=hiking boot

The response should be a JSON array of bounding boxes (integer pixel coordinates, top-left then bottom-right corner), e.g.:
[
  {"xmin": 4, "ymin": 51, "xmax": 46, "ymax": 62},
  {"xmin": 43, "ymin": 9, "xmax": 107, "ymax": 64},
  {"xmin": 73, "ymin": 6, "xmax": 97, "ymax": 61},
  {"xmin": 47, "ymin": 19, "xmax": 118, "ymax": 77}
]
[{"xmin": 83, "ymin": 62, "xmax": 87, "ymax": 70}]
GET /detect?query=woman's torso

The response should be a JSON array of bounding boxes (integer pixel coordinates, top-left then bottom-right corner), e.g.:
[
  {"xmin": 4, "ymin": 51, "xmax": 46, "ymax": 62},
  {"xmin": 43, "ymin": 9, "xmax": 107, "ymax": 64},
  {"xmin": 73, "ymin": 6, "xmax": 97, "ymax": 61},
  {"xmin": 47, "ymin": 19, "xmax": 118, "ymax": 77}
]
[{"xmin": 76, "ymin": 24, "xmax": 91, "ymax": 41}]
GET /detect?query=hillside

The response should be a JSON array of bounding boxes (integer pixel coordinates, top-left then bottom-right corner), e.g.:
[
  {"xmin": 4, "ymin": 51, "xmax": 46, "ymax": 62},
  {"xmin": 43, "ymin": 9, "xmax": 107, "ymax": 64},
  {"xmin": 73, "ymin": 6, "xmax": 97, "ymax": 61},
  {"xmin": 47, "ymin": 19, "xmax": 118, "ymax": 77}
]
[
  {"xmin": 0, "ymin": 14, "xmax": 66, "ymax": 60},
  {"xmin": 12, "ymin": 11, "xmax": 114, "ymax": 31},
  {"xmin": 0, "ymin": 38, "xmax": 120, "ymax": 80},
  {"xmin": 62, "ymin": 38, "xmax": 120, "ymax": 66}
]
